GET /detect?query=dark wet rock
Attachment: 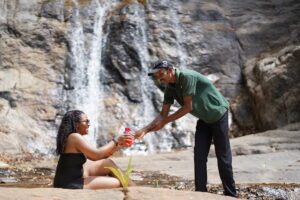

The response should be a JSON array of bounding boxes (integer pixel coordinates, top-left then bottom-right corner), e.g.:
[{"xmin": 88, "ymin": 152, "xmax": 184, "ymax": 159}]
[
  {"xmin": 5, "ymin": 24, "xmax": 22, "ymax": 38},
  {"xmin": 0, "ymin": 91, "xmax": 17, "ymax": 108},
  {"xmin": 39, "ymin": 0, "xmax": 65, "ymax": 22},
  {"xmin": 230, "ymin": 92, "xmax": 256, "ymax": 136}
]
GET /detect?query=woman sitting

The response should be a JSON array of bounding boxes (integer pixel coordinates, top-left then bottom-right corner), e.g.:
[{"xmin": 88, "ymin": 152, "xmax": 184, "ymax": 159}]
[{"xmin": 53, "ymin": 110, "xmax": 135, "ymax": 189}]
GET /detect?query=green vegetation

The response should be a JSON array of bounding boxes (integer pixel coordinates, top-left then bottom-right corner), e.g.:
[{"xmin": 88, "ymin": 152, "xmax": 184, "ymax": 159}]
[{"xmin": 105, "ymin": 157, "xmax": 135, "ymax": 188}]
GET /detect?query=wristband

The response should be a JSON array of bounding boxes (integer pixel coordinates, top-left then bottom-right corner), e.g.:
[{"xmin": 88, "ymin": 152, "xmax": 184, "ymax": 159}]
[{"xmin": 112, "ymin": 137, "xmax": 118, "ymax": 146}]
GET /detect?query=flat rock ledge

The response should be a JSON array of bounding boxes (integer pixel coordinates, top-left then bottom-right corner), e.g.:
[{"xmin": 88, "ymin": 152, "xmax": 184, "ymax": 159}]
[
  {"xmin": 114, "ymin": 129, "xmax": 300, "ymax": 184},
  {"xmin": 0, "ymin": 187, "xmax": 238, "ymax": 200}
]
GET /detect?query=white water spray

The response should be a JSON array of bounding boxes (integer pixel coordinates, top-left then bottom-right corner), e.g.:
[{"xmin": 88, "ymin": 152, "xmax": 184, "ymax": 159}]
[{"xmin": 66, "ymin": 0, "xmax": 111, "ymax": 147}]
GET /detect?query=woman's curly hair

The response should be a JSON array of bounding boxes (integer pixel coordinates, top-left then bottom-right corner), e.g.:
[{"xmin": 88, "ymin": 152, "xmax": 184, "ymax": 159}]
[{"xmin": 56, "ymin": 110, "xmax": 84, "ymax": 155}]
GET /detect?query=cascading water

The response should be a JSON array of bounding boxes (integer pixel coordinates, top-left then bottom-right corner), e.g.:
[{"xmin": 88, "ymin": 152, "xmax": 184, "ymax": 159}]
[
  {"xmin": 122, "ymin": 4, "xmax": 174, "ymax": 155},
  {"xmin": 65, "ymin": 0, "xmax": 112, "ymax": 147},
  {"xmin": 121, "ymin": 6, "xmax": 156, "ymax": 155},
  {"xmin": 64, "ymin": 0, "xmax": 192, "ymax": 155}
]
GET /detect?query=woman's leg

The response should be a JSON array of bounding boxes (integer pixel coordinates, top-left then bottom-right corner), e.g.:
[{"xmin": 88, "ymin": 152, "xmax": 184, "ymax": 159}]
[
  {"xmin": 83, "ymin": 159, "xmax": 117, "ymax": 177},
  {"xmin": 84, "ymin": 176, "xmax": 120, "ymax": 189},
  {"xmin": 83, "ymin": 158, "xmax": 135, "ymax": 188}
]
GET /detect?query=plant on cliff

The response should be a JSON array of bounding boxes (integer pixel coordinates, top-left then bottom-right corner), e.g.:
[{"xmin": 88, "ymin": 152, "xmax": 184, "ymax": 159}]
[{"xmin": 105, "ymin": 156, "xmax": 135, "ymax": 188}]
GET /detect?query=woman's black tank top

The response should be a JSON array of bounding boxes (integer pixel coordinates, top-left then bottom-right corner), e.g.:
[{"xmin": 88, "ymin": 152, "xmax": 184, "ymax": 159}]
[{"xmin": 53, "ymin": 153, "xmax": 87, "ymax": 189}]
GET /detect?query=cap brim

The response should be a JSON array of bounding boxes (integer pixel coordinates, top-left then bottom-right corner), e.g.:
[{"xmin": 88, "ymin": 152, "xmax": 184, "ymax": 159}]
[{"xmin": 147, "ymin": 68, "xmax": 161, "ymax": 76}]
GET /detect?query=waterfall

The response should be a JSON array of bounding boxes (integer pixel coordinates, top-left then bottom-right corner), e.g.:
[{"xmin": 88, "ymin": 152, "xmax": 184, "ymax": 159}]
[
  {"xmin": 64, "ymin": 0, "xmax": 189, "ymax": 155},
  {"xmin": 121, "ymin": 6, "xmax": 158, "ymax": 155},
  {"xmin": 65, "ymin": 0, "xmax": 112, "ymax": 147},
  {"xmin": 122, "ymin": 5, "xmax": 174, "ymax": 156}
]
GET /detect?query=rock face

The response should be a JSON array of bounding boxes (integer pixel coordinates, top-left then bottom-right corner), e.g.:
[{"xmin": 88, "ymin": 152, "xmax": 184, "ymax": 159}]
[
  {"xmin": 0, "ymin": 0, "xmax": 68, "ymax": 154},
  {"xmin": 0, "ymin": 0, "xmax": 299, "ymax": 154},
  {"xmin": 244, "ymin": 46, "xmax": 300, "ymax": 130}
]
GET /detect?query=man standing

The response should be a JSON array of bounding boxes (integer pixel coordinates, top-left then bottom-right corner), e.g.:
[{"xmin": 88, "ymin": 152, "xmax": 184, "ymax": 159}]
[{"xmin": 134, "ymin": 60, "xmax": 236, "ymax": 197}]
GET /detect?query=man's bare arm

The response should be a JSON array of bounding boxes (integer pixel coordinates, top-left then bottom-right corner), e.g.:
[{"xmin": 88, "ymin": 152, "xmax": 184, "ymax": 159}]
[{"xmin": 162, "ymin": 96, "xmax": 192, "ymax": 124}]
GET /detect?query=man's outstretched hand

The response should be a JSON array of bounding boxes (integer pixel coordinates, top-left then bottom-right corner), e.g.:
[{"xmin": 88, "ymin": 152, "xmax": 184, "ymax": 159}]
[{"xmin": 133, "ymin": 129, "xmax": 147, "ymax": 139}]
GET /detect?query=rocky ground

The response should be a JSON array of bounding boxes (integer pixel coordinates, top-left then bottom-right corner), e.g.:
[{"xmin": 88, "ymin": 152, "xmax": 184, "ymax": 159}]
[
  {"xmin": 0, "ymin": 127, "xmax": 299, "ymax": 199},
  {"xmin": 114, "ymin": 127, "xmax": 300, "ymax": 184},
  {"xmin": 0, "ymin": 187, "xmax": 238, "ymax": 200}
]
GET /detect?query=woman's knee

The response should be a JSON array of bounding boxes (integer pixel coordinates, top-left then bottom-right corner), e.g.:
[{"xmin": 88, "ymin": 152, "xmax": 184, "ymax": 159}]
[
  {"xmin": 111, "ymin": 177, "xmax": 121, "ymax": 187},
  {"xmin": 90, "ymin": 159, "xmax": 117, "ymax": 169},
  {"xmin": 103, "ymin": 158, "xmax": 118, "ymax": 168}
]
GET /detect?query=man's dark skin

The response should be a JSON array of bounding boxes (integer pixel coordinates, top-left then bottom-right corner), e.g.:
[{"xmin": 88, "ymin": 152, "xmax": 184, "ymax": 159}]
[
  {"xmin": 133, "ymin": 63, "xmax": 237, "ymax": 197},
  {"xmin": 134, "ymin": 67, "xmax": 192, "ymax": 138}
]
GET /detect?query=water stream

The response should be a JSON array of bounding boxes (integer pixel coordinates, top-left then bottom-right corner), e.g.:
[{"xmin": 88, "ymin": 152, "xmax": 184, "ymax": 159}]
[
  {"xmin": 64, "ymin": 0, "xmax": 186, "ymax": 155},
  {"xmin": 61, "ymin": 0, "xmax": 199, "ymax": 155},
  {"xmin": 64, "ymin": 0, "xmax": 113, "ymax": 147},
  {"xmin": 120, "ymin": 4, "xmax": 173, "ymax": 155}
]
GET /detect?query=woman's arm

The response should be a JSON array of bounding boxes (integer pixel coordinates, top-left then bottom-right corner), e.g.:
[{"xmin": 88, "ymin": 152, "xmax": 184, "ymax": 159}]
[{"xmin": 68, "ymin": 133, "xmax": 131, "ymax": 160}]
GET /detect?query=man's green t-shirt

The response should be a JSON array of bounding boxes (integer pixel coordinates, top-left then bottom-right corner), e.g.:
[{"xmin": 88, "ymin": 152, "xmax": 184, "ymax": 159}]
[{"xmin": 163, "ymin": 69, "xmax": 229, "ymax": 124}]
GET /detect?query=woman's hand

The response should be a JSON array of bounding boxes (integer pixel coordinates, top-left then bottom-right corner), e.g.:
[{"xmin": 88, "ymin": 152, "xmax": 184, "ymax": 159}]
[{"xmin": 116, "ymin": 134, "xmax": 134, "ymax": 148}]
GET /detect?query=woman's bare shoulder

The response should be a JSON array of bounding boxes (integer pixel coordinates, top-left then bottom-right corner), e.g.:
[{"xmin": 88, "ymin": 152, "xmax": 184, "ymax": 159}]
[
  {"xmin": 64, "ymin": 133, "xmax": 84, "ymax": 153},
  {"xmin": 68, "ymin": 133, "xmax": 83, "ymax": 142}
]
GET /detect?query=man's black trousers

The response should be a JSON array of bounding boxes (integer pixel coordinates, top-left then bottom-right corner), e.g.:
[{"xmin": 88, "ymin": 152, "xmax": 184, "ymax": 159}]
[{"xmin": 194, "ymin": 110, "xmax": 236, "ymax": 197}]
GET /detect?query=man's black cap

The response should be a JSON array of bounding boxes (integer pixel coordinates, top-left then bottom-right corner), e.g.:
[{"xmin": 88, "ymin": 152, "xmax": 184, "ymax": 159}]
[{"xmin": 148, "ymin": 60, "xmax": 174, "ymax": 76}]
